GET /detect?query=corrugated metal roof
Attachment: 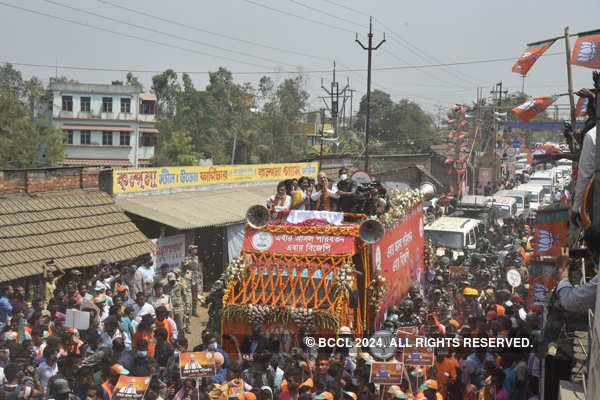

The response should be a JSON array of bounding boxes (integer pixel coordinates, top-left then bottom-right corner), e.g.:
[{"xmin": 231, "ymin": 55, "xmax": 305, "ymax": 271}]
[
  {"xmin": 0, "ymin": 190, "xmax": 156, "ymax": 282},
  {"xmin": 116, "ymin": 184, "xmax": 275, "ymax": 229}
]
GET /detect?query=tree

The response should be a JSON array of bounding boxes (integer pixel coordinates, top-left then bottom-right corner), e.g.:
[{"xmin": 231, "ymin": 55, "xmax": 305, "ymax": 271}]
[
  {"xmin": 126, "ymin": 72, "xmax": 144, "ymax": 91},
  {"xmin": 151, "ymin": 69, "xmax": 180, "ymax": 117},
  {"xmin": 22, "ymin": 77, "xmax": 44, "ymax": 120},
  {"xmin": 161, "ymin": 129, "xmax": 198, "ymax": 166},
  {"xmin": 354, "ymin": 89, "xmax": 394, "ymax": 139},
  {"xmin": 0, "ymin": 119, "xmax": 64, "ymax": 168}
]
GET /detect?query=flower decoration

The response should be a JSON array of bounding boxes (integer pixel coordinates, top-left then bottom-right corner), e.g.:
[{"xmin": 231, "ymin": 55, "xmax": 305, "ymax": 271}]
[
  {"xmin": 378, "ymin": 189, "xmax": 424, "ymax": 227},
  {"xmin": 368, "ymin": 274, "xmax": 387, "ymax": 311}
]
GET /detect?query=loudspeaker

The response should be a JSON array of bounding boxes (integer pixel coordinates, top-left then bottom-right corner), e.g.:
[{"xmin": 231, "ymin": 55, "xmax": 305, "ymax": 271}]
[
  {"xmin": 246, "ymin": 205, "xmax": 270, "ymax": 229},
  {"xmin": 359, "ymin": 219, "xmax": 385, "ymax": 244}
]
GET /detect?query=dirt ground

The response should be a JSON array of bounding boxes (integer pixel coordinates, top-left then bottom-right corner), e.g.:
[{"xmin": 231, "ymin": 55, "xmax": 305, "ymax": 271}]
[{"xmin": 187, "ymin": 303, "xmax": 209, "ymax": 349}]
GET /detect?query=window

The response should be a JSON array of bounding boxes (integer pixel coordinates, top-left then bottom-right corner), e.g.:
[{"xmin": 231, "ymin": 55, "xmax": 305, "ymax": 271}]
[
  {"xmin": 62, "ymin": 96, "xmax": 73, "ymax": 111},
  {"xmin": 102, "ymin": 132, "xmax": 113, "ymax": 146},
  {"xmin": 141, "ymin": 133, "xmax": 156, "ymax": 147},
  {"xmin": 120, "ymin": 98, "xmax": 131, "ymax": 113},
  {"xmin": 80, "ymin": 131, "xmax": 91, "ymax": 145},
  {"xmin": 141, "ymin": 100, "xmax": 155, "ymax": 114},
  {"xmin": 102, "ymin": 97, "xmax": 113, "ymax": 113},
  {"xmin": 120, "ymin": 132, "xmax": 130, "ymax": 146},
  {"xmin": 80, "ymin": 97, "xmax": 91, "ymax": 112},
  {"xmin": 64, "ymin": 130, "xmax": 73, "ymax": 144}
]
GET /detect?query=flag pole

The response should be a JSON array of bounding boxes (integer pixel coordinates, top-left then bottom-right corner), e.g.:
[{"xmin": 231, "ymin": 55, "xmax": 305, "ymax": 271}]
[{"xmin": 564, "ymin": 27, "xmax": 577, "ymax": 129}]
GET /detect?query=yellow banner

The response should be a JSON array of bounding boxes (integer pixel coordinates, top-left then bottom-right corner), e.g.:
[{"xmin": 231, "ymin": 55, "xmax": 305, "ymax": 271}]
[{"xmin": 113, "ymin": 162, "xmax": 319, "ymax": 194}]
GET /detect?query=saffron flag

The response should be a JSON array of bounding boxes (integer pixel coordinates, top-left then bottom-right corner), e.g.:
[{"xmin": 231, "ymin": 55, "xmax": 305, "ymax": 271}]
[
  {"xmin": 444, "ymin": 157, "xmax": 454, "ymax": 165},
  {"xmin": 526, "ymin": 144, "xmax": 561, "ymax": 166},
  {"xmin": 447, "ymin": 119, "xmax": 457, "ymax": 124},
  {"xmin": 533, "ymin": 208, "xmax": 568, "ymax": 257},
  {"xmin": 512, "ymin": 41, "xmax": 554, "ymax": 76},
  {"xmin": 458, "ymin": 120, "xmax": 469, "ymax": 128},
  {"xmin": 512, "ymin": 96, "xmax": 557, "ymax": 123},
  {"xmin": 456, "ymin": 131, "xmax": 467, "ymax": 140},
  {"xmin": 570, "ymin": 33, "xmax": 600, "ymax": 69},
  {"xmin": 575, "ymin": 96, "xmax": 589, "ymax": 117},
  {"xmin": 458, "ymin": 106, "xmax": 469, "ymax": 114}
]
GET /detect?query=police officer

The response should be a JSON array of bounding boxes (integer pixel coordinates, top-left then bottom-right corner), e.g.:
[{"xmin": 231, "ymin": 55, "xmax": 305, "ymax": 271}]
[
  {"xmin": 166, "ymin": 271, "xmax": 189, "ymax": 334},
  {"xmin": 397, "ymin": 298, "xmax": 421, "ymax": 327},
  {"xmin": 183, "ymin": 245, "xmax": 203, "ymax": 317}
]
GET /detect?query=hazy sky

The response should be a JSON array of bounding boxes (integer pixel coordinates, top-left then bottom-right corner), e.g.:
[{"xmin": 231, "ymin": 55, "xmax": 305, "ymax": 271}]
[{"xmin": 2, "ymin": 0, "xmax": 600, "ymax": 118}]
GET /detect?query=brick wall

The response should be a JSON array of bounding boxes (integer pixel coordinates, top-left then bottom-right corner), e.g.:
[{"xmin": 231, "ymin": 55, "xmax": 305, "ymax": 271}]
[{"xmin": 0, "ymin": 167, "xmax": 100, "ymax": 194}]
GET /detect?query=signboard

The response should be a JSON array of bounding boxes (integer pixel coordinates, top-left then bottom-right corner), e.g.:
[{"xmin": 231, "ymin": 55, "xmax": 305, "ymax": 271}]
[
  {"xmin": 65, "ymin": 309, "xmax": 90, "ymax": 330},
  {"xmin": 533, "ymin": 208, "xmax": 568, "ymax": 257},
  {"xmin": 506, "ymin": 269, "xmax": 522, "ymax": 288},
  {"xmin": 113, "ymin": 162, "xmax": 319, "ymax": 194},
  {"xmin": 478, "ymin": 168, "xmax": 493, "ymax": 186},
  {"xmin": 513, "ymin": 140, "xmax": 521, "ymax": 149},
  {"xmin": 179, "ymin": 352, "xmax": 217, "ymax": 378},
  {"xmin": 401, "ymin": 335, "xmax": 435, "ymax": 367},
  {"xmin": 370, "ymin": 362, "xmax": 404, "ymax": 384},
  {"xmin": 350, "ymin": 169, "xmax": 373, "ymax": 185},
  {"xmin": 373, "ymin": 203, "xmax": 424, "ymax": 326},
  {"xmin": 111, "ymin": 376, "xmax": 150, "ymax": 400},
  {"xmin": 243, "ymin": 228, "xmax": 355, "ymax": 255},
  {"xmin": 152, "ymin": 234, "xmax": 186, "ymax": 269}
]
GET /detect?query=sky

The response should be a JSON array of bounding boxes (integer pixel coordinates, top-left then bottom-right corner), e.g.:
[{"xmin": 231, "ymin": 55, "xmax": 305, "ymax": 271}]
[{"xmin": 2, "ymin": 0, "xmax": 600, "ymax": 120}]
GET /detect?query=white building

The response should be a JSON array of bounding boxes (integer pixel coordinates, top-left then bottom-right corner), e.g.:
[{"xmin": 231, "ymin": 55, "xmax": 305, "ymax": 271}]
[{"xmin": 48, "ymin": 82, "xmax": 158, "ymax": 167}]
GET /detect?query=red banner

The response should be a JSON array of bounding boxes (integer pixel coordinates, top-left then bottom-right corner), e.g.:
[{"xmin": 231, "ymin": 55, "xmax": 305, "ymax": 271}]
[
  {"xmin": 533, "ymin": 208, "xmax": 568, "ymax": 257},
  {"xmin": 243, "ymin": 228, "xmax": 355, "ymax": 255},
  {"xmin": 512, "ymin": 43, "xmax": 553, "ymax": 75},
  {"xmin": 372, "ymin": 203, "xmax": 424, "ymax": 326},
  {"xmin": 513, "ymin": 96, "xmax": 557, "ymax": 123},
  {"xmin": 570, "ymin": 33, "xmax": 600, "ymax": 69}
]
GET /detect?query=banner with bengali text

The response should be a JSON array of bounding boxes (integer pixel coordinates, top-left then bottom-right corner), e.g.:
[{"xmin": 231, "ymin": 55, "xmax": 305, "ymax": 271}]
[
  {"xmin": 243, "ymin": 227, "xmax": 355, "ymax": 255},
  {"xmin": 113, "ymin": 162, "xmax": 319, "ymax": 194}
]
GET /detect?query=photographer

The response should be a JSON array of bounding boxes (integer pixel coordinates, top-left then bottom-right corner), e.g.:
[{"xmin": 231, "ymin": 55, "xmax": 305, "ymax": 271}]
[{"xmin": 556, "ymin": 224, "xmax": 600, "ymax": 313}]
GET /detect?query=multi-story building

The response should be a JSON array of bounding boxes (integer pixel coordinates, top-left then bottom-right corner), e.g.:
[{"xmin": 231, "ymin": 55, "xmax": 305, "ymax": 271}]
[{"xmin": 47, "ymin": 82, "xmax": 158, "ymax": 167}]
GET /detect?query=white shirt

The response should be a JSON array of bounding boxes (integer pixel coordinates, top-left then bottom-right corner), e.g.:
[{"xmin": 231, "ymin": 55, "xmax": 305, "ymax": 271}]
[
  {"xmin": 132, "ymin": 302, "xmax": 155, "ymax": 330},
  {"xmin": 168, "ymin": 317, "xmax": 178, "ymax": 340},
  {"xmin": 295, "ymin": 190, "xmax": 308, "ymax": 210},
  {"xmin": 266, "ymin": 194, "xmax": 292, "ymax": 218},
  {"xmin": 573, "ymin": 127, "xmax": 596, "ymax": 213},
  {"xmin": 36, "ymin": 360, "xmax": 58, "ymax": 389},
  {"xmin": 310, "ymin": 186, "xmax": 339, "ymax": 202}
]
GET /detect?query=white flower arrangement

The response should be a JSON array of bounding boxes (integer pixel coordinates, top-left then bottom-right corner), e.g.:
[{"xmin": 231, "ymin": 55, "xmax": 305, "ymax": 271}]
[
  {"xmin": 378, "ymin": 189, "xmax": 424, "ymax": 227},
  {"xmin": 335, "ymin": 262, "xmax": 356, "ymax": 297},
  {"xmin": 221, "ymin": 257, "xmax": 249, "ymax": 287},
  {"xmin": 368, "ymin": 274, "xmax": 388, "ymax": 310}
]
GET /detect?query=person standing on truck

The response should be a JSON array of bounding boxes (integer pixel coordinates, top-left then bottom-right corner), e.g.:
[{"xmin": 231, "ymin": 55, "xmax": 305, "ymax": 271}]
[
  {"xmin": 311, "ymin": 172, "xmax": 339, "ymax": 211},
  {"xmin": 333, "ymin": 168, "xmax": 357, "ymax": 213},
  {"xmin": 267, "ymin": 181, "xmax": 293, "ymax": 219}
]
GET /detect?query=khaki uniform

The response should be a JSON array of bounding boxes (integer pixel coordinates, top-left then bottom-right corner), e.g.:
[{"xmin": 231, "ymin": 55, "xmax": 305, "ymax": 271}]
[
  {"xmin": 167, "ymin": 280, "xmax": 189, "ymax": 333},
  {"xmin": 183, "ymin": 254, "xmax": 203, "ymax": 315}
]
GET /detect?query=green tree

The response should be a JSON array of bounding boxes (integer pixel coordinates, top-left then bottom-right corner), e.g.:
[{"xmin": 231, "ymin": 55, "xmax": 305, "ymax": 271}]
[
  {"xmin": 152, "ymin": 69, "xmax": 180, "ymax": 117},
  {"xmin": 0, "ymin": 119, "xmax": 64, "ymax": 168},
  {"xmin": 126, "ymin": 72, "xmax": 144, "ymax": 91},
  {"xmin": 22, "ymin": 77, "xmax": 44, "ymax": 120},
  {"xmin": 162, "ymin": 129, "xmax": 198, "ymax": 165},
  {"xmin": 354, "ymin": 89, "xmax": 394, "ymax": 140}
]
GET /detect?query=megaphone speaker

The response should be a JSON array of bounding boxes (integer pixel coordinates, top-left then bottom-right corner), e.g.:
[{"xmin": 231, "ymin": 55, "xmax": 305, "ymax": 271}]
[
  {"xmin": 246, "ymin": 205, "xmax": 270, "ymax": 229},
  {"xmin": 359, "ymin": 219, "xmax": 385, "ymax": 244}
]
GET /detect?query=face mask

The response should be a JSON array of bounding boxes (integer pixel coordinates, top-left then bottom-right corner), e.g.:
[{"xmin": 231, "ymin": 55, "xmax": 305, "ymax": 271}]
[
  {"xmin": 207, "ymin": 343, "xmax": 218, "ymax": 351},
  {"xmin": 385, "ymin": 327, "xmax": 394, "ymax": 333},
  {"xmin": 138, "ymin": 351, "xmax": 147, "ymax": 357},
  {"xmin": 340, "ymin": 174, "xmax": 348, "ymax": 181}
]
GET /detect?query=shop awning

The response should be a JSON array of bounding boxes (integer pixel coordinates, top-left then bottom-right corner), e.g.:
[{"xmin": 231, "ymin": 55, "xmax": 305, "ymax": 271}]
[
  {"xmin": 116, "ymin": 184, "xmax": 275, "ymax": 230},
  {"xmin": 0, "ymin": 190, "xmax": 156, "ymax": 282},
  {"xmin": 140, "ymin": 93, "xmax": 157, "ymax": 101}
]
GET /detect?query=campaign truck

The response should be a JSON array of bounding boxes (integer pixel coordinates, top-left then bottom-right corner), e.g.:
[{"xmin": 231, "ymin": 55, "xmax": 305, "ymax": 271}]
[{"xmin": 220, "ymin": 190, "xmax": 425, "ymax": 355}]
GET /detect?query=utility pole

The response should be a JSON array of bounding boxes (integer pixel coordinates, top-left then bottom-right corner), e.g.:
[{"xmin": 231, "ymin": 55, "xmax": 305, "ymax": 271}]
[
  {"xmin": 521, "ymin": 74, "xmax": 527, "ymax": 94},
  {"xmin": 321, "ymin": 61, "xmax": 349, "ymax": 154},
  {"xmin": 319, "ymin": 108, "xmax": 325, "ymax": 171},
  {"xmin": 355, "ymin": 17, "xmax": 385, "ymax": 172},
  {"xmin": 348, "ymin": 89, "xmax": 356, "ymax": 128},
  {"xmin": 490, "ymin": 82, "xmax": 508, "ymax": 185}
]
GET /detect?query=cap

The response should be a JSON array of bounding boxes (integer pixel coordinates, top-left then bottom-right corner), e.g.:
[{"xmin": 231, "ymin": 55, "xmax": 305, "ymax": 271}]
[
  {"xmin": 386, "ymin": 386, "xmax": 401, "ymax": 394},
  {"xmin": 71, "ymin": 269, "xmax": 82, "ymax": 276},
  {"xmin": 448, "ymin": 319, "xmax": 459, "ymax": 328},
  {"xmin": 94, "ymin": 281, "xmax": 107, "ymax": 292},
  {"xmin": 189, "ymin": 245, "xmax": 198, "ymax": 250},
  {"xmin": 463, "ymin": 288, "xmax": 478, "ymax": 296},
  {"xmin": 50, "ymin": 378, "xmax": 71, "ymax": 395},
  {"xmin": 394, "ymin": 392, "xmax": 408, "ymax": 399},
  {"xmin": 343, "ymin": 392, "xmax": 358, "ymax": 400},
  {"xmin": 339, "ymin": 326, "xmax": 352, "ymax": 335},
  {"xmin": 486, "ymin": 311, "xmax": 497, "ymax": 321},
  {"xmin": 167, "ymin": 272, "xmax": 176, "ymax": 282},
  {"xmin": 110, "ymin": 364, "xmax": 129, "ymax": 375},
  {"xmin": 420, "ymin": 379, "xmax": 439, "ymax": 391},
  {"xmin": 315, "ymin": 393, "xmax": 334, "ymax": 400},
  {"xmin": 411, "ymin": 367, "xmax": 425, "ymax": 377},
  {"xmin": 117, "ymin": 284, "xmax": 127, "ymax": 293}
]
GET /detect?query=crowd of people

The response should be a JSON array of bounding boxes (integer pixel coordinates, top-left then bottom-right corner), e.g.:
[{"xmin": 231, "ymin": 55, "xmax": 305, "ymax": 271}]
[{"xmin": 266, "ymin": 168, "xmax": 388, "ymax": 218}]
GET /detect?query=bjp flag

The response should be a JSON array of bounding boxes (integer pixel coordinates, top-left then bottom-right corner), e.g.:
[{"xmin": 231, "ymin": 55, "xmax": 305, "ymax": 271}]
[
  {"xmin": 458, "ymin": 120, "xmax": 469, "ymax": 128},
  {"xmin": 533, "ymin": 207, "xmax": 568, "ymax": 257},
  {"xmin": 512, "ymin": 96, "xmax": 557, "ymax": 123},
  {"xmin": 512, "ymin": 42, "xmax": 554, "ymax": 76},
  {"xmin": 526, "ymin": 144, "xmax": 561, "ymax": 166},
  {"xmin": 575, "ymin": 96, "xmax": 589, "ymax": 117},
  {"xmin": 570, "ymin": 32, "xmax": 600, "ymax": 69},
  {"xmin": 447, "ymin": 119, "xmax": 457, "ymax": 124}
]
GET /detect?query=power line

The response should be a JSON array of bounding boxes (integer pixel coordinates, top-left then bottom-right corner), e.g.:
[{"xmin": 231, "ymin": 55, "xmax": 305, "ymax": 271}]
[
  {"xmin": 240, "ymin": 0, "xmax": 354, "ymax": 34},
  {"xmin": 96, "ymin": 0, "xmax": 330, "ymax": 62},
  {"xmin": 286, "ymin": 0, "xmax": 365, "ymax": 29},
  {"xmin": 0, "ymin": 1, "xmax": 278, "ymax": 70},
  {"xmin": 1, "ymin": 52, "xmax": 563, "ymax": 75},
  {"xmin": 41, "ymin": 0, "xmax": 303, "ymax": 69}
]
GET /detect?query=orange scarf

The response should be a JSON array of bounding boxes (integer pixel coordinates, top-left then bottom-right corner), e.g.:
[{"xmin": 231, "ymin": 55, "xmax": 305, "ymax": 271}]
[{"xmin": 315, "ymin": 183, "xmax": 330, "ymax": 211}]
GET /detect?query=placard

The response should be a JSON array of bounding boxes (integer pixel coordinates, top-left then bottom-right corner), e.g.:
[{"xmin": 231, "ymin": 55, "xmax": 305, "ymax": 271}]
[
  {"xmin": 370, "ymin": 361, "xmax": 404, "ymax": 384},
  {"xmin": 179, "ymin": 352, "xmax": 217, "ymax": 378},
  {"xmin": 111, "ymin": 376, "xmax": 150, "ymax": 400},
  {"xmin": 401, "ymin": 335, "xmax": 435, "ymax": 367},
  {"xmin": 506, "ymin": 269, "xmax": 522, "ymax": 288},
  {"xmin": 65, "ymin": 309, "xmax": 90, "ymax": 330}
]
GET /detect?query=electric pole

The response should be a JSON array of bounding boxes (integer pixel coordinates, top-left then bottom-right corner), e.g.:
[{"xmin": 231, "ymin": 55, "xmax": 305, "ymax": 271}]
[
  {"xmin": 321, "ymin": 61, "xmax": 349, "ymax": 154},
  {"xmin": 348, "ymin": 89, "xmax": 356, "ymax": 128},
  {"xmin": 355, "ymin": 17, "xmax": 385, "ymax": 172},
  {"xmin": 490, "ymin": 82, "xmax": 508, "ymax": 185}
]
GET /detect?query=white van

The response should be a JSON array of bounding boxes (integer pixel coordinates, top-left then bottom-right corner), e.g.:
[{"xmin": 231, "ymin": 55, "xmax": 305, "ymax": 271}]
[
  {"xmin": 529, "ymin": 170, "xmax": 555, "ymax": 195},
  {"xmin": 487, "ymin": 196, "xmax": 518, "ymax": 219},
  {"xmin": 516, "ymin": 183, "xmax": 545, "ymax": 212},
  {"xmin": 424, "ymin": 216, "xmax": 483, "ymax": 250},
  {"xmin": 494, "ymin": 190, "xmax": 530, "ymax": 216}
]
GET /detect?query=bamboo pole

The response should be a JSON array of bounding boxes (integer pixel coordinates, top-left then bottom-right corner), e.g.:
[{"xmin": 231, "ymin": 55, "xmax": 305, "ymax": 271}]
[{"xmin": 564, "ymin": 27, "xmax": 577, "ymax": 130}]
